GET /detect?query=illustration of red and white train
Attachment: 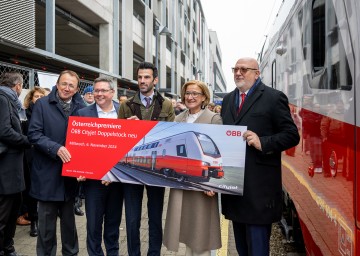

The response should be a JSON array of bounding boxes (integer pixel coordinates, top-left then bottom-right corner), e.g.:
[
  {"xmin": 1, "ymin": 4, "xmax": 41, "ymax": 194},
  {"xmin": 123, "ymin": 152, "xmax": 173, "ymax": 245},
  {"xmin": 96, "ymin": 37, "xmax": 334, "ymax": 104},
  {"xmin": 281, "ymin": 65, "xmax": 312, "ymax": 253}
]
[{"xmin": 121, "ymin": 131, "xmax": 224, "ymax": 182}]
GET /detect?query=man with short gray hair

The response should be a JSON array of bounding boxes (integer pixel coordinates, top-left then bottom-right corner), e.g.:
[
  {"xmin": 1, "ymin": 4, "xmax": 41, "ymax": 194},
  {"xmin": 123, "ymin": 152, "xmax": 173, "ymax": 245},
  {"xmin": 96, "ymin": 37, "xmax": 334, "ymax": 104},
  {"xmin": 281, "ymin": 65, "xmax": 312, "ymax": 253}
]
[{"xmin": 0, "ymin": 72, "xmax": 30, "ymax": 256}]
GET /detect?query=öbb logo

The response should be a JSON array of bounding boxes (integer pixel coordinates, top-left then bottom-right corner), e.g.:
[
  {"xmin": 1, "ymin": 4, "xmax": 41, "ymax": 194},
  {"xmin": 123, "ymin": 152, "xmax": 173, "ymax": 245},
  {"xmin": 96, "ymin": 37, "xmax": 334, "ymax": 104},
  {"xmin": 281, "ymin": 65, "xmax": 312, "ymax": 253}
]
[{"xmin": 226, "ymin": 130, "xmax": 242, "ymax": 136}]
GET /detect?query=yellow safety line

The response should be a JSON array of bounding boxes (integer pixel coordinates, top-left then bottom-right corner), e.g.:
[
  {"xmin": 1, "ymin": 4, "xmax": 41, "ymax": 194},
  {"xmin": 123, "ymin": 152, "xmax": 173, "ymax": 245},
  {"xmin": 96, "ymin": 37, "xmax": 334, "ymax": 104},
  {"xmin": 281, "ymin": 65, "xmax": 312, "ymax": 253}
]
[{"xmin": 217, "ymin": 214, "xmax": 229, "ymax": 256}]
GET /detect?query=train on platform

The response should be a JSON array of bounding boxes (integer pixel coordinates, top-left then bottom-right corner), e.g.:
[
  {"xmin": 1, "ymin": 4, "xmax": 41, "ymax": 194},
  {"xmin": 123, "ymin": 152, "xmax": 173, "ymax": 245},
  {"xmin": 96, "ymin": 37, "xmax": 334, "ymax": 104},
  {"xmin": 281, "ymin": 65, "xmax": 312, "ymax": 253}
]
[
  {"xmin": 121, "ymin": 131, "xmax": 224, "ymax": 182},
  {"xmin": 258, "ymin": 0, "xmax": 359, "ymax": 255}
]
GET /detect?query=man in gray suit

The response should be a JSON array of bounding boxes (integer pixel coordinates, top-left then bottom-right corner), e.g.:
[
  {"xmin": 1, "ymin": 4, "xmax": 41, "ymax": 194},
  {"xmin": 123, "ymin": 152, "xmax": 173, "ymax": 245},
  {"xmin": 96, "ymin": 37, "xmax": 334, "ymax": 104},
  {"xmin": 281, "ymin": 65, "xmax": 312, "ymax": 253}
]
[
  {"xmin": 221, "ymin": 57, "xmax": 300, "ymax": 255},
  {"xmin": 76, "ymin": 77, "xmax": 124, "ymax": 256}
]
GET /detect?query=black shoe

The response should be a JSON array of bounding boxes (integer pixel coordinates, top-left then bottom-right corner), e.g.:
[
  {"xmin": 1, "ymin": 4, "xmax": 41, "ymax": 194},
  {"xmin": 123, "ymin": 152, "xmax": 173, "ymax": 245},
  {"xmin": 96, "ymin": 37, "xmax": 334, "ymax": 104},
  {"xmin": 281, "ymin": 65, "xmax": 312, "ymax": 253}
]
[
  {"xmin": 74, "ymin": 206, "xmax": 84, "ymax": 216},
  {"xmin": 30, "ymin": 221, "xmax": 38, "ymax": 237},
  {"xmin": 5, "ymin": 252, "xmax": 20, "ymax": 256}
]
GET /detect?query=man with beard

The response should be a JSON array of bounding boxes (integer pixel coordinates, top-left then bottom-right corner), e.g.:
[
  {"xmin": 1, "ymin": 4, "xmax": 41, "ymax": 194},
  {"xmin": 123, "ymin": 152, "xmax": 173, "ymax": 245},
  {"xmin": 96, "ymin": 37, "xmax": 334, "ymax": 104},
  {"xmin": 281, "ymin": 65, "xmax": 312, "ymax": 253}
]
[
  {"xmin": 221, "ymin": 57, "xmax": 299, "ymax": 255},
  {"xmin": 118, "ymin": 61, "xmax": 175, "ymax": 256}
]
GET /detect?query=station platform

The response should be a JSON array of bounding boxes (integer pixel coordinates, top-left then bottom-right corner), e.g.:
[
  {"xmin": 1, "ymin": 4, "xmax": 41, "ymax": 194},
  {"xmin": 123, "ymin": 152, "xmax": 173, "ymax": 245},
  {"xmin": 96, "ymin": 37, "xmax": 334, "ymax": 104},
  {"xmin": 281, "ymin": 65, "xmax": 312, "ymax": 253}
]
[{"xmin": 13, "ymin": 188, "xmax": 236, "ymax": 255}]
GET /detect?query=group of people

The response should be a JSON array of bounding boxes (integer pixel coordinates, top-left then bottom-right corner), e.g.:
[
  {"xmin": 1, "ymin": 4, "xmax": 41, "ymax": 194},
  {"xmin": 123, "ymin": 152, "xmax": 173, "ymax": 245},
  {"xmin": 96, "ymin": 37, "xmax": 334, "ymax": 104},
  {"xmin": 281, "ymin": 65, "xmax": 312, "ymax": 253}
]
[{"xmin": 0, "ymin": 57, "xmax": 300, "ymax": 256}]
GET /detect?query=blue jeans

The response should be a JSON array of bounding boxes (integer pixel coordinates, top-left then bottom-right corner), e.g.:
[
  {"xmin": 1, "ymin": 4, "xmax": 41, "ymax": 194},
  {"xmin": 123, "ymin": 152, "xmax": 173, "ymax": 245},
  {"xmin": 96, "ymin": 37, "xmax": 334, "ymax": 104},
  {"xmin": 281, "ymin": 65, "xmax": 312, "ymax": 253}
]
[
  {"xmin": 123, "ymin": 183, "xmax": 165, "ymax": 256},
  {"xmin": 232, "ymin": 221, "xmax": 272, "ymax": 256},
  {"xmin": 84, "ymin": 180, "xmax": 124, "ymax": 256}
]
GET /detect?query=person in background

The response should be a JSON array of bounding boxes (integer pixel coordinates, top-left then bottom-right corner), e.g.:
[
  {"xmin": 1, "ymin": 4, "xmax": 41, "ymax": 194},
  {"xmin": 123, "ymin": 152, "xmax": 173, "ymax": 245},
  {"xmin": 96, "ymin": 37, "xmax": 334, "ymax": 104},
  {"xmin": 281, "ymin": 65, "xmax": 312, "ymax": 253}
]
[
  {"xmin": 82, "ymin": 86, "xmax": 94, "ymax": 106},
  {"xmin": 74, "ymin": 86, "xmax": 94, "ymax": 217},
  {"xmin": 118, "ymin": 61, "xmax": 175, "ymax": 256},
  {"xmin": 163, "ymin": 80, "xmax": 222, "ymax": 256},
  {"xmin": 118, "ymin": 94, "xmax": 128, "ymax": 104},
  {"xmin": 43, "ymin": 87, "xmax": 51, "ymax": 96},
  {"xmin": 76, "ymin": 77, "xmax": 124, "ymax": 255},
  {"xmin": 207, "ymin": 102, "xmax": 215, "ymax": 112},
  {"xmin": 175, "ymin": 101, "xmax": 186, "ymax": 115},
  {"xmin": 221, "ymin": 57, "xmax": 300, "ymax": 255},
  {"xmin": 213, "ymin": 105, "xmax": 222, "ymax": 114},
  {"xmin": 0, "ymin": 72, "xmax": 31, "ymax": 256},
  {"xmin": 28, "ymin": 70, "xmax": 85, "ymax": 255},
  {"xmin": 171, "ymin": 98, "xmax": 179, "ymax": 115},
  {"xmin": 20, "ymin": 86, "xmax": 46, "ymax": 237}
]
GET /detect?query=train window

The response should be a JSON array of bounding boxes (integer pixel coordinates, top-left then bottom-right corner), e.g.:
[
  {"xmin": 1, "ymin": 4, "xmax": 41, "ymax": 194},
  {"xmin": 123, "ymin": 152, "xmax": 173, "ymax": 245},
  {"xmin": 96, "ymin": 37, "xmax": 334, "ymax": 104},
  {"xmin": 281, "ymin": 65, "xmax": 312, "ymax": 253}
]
[
  {"xmin": 311, "ymin": 0, "xmax": 353, "ymax": 90},
  {"xmin": 271, "ymin": 60, "xmax": 276, "ymax": 89},
  {"xmin": 176, "ymin": 145, "xmax": 187, "ymax": 157},
  {"xmin": 197, "ymin": 134, "xmax": 220, "ymax": 157},
  {"xmin": 312, "ymin": 0, "xmax": 325, "ymax": 71}
]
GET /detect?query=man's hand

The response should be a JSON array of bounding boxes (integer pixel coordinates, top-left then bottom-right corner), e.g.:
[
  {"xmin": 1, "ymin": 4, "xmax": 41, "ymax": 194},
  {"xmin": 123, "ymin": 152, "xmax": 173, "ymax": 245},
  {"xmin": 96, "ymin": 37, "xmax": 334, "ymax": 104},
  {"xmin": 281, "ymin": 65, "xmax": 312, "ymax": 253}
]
[
  {"xmin": 243, "ymin": 130, "xmax": 262, "ymax": 151},
  {"xmin": 101, "ymin": 180, "xmax": 111, "ymax": 186},
  {"xmin": 77, "ymin": 176, "xmax": 86, "ymax": 182},
  {"xmin": 57, "ymin": 146, "xmax": 71, "ymax": 163},
  {"xmin": 127, "ymin": 115, "xmax": 139, "ymax": 120}
]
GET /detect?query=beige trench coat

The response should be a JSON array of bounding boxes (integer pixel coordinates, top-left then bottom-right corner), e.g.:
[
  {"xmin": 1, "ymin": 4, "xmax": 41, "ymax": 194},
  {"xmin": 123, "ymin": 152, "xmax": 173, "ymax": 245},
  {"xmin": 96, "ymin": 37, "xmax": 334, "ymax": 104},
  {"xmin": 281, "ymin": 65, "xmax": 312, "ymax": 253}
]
[{"xmin": 163, "ymin": 108, "xmax": 222, "ymax": 252}]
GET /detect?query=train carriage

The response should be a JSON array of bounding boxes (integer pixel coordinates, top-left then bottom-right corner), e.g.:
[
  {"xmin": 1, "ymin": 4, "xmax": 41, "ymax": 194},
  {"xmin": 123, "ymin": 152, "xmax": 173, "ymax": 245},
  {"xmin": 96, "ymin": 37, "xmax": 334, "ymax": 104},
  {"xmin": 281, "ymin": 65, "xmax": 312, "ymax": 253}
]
[
  {"xmin": 259, "ymin": 0, "xmax": 359, "ymax": 254},
  {"xmin": 122, "ymin": 131, "xmax": 224, "ymax": 182}
]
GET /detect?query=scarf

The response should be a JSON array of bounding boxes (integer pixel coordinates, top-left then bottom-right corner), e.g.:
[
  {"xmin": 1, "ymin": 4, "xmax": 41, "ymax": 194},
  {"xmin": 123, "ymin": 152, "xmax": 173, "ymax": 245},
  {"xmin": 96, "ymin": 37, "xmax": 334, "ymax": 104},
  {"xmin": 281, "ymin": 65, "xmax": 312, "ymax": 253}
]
[
  {"xmin": 0, "ymin": 85, "xmax": 23, "ymax": 114},
  {"xmin": 56, "ymin": 91, "xmax": 72, "ymax": 117}
]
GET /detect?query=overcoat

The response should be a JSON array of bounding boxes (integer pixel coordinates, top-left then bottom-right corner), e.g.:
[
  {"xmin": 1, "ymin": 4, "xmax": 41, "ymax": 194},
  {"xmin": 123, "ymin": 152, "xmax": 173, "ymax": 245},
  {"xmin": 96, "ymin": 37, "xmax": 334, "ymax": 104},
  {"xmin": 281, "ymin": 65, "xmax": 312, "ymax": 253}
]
[
  {"xmin": 221, "ymin": 81, "xmax": 300, "ymax": 224},
  {"xmin": 163, "ymin": 108, "xmax": 222, "ymax": 252},
  {"xmin": 27, "ymin": 87, "xmax": 85, "ymax": 201},
  {"xmin": 0, "ymin": 91, "xmax": 30, "ymax": 194}
]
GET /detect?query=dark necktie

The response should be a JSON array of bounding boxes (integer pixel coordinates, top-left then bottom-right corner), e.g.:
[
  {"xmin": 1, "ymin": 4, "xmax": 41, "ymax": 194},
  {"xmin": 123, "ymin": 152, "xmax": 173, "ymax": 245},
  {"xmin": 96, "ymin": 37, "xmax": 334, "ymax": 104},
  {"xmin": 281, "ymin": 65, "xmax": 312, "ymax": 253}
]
[
  {"xmin": 237, "ymin": 93, "xmax": 246, "ymax": 114},
  {"xmin": 145, "ymin": 97, "xmax": 151, "ymax": 109}
]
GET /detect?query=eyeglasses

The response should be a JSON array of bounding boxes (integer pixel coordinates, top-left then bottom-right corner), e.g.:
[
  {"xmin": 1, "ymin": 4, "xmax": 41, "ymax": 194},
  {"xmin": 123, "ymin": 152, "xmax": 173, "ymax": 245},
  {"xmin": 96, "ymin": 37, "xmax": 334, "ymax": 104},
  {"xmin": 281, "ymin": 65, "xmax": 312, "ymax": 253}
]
[
  {"xmin": 231, "ymin": 67, "xmax": 258, "ymax": 74},
  {"xmin": 59, "ymin": 82, "xmax": 77, "ymax": 90},
  {"xmin": 185, "ymin": 91, "xmax": 203, "ymax": 98},
  {"xmin": 93, "ymin": 89, "xmax": 113, "ymax": 94}
]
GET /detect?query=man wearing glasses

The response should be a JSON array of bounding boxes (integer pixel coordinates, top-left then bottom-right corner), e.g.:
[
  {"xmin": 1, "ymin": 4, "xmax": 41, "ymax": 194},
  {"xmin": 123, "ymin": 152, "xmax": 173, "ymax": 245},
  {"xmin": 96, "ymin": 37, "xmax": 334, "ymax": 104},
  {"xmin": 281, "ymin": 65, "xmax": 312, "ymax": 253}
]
[
  {"xmin": 221, "ymin": 58, "xmax": 300, "ymax": 255},
  {"xmin": 118, "ymin": 61, "xmax": 175, "ymax": 256},
  {"xmin": 28, "ymin": 70, "xmax": 85, "ymax": 256},
  {"xmin": 76, "ymin": 77, "xmax": 124, "ymax": 255}
]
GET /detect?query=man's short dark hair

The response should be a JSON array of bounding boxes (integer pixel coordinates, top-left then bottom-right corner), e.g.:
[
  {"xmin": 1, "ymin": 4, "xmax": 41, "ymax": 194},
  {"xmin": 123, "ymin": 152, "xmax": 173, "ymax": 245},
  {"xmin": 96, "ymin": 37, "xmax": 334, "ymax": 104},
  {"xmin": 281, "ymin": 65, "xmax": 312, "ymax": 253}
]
[
  {"xmin": 136, "ymin": 62, "xmax": 158, "ymax": 78},
  {"xmin": 56, "ymin": 70, "xmax": 80, "ymax": 87},
  {"xmin": 0, "ymin": 72, "xmax": 23, "ymax": 88}
]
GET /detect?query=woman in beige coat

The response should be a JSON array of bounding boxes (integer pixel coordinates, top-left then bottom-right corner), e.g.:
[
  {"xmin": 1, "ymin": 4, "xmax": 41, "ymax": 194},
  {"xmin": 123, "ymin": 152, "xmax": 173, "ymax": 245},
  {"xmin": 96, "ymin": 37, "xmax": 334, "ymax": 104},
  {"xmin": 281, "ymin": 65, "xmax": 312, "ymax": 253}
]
[{"xmin": 163, "ymin": 80, "xmax": 222, "ymax": 256}]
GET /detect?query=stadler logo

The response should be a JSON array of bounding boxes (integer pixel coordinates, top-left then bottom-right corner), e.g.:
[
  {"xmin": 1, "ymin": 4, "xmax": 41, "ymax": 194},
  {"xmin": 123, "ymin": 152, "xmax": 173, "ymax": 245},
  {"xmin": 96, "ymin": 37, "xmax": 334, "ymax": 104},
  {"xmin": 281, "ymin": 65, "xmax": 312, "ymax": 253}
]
[{"xmin": 226, "ymin": 130, "xmax": 242, "ymax": 136}]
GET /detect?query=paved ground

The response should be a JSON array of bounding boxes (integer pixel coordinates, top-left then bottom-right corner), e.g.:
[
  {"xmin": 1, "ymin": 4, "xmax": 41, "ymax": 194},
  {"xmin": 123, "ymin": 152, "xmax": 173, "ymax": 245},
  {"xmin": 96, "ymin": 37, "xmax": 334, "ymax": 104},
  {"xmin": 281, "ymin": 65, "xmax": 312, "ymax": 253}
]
[{"xmin": 13, "ymin": 188, "xmax": 234, "ymax": 256}]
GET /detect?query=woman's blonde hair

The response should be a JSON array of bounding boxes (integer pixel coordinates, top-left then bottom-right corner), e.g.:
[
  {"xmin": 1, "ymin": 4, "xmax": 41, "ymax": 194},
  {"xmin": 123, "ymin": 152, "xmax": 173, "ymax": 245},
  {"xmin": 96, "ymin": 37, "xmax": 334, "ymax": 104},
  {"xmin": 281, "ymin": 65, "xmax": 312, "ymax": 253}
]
[
  {"xmin": 24, "ymin": 86, "xmax": 46, "ymax": 109},
  {"xmin": 180, "ymin": 80, "xmax": 210, "ymax": 107}
]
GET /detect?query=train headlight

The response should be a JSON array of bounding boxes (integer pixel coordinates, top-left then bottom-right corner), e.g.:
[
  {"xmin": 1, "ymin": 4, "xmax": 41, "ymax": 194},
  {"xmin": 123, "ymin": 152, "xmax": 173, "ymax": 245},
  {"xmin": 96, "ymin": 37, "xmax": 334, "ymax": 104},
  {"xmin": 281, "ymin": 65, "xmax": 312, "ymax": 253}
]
[{"xmin": 202, "ymin": 161, "xmax": 210, "ymax": 166}]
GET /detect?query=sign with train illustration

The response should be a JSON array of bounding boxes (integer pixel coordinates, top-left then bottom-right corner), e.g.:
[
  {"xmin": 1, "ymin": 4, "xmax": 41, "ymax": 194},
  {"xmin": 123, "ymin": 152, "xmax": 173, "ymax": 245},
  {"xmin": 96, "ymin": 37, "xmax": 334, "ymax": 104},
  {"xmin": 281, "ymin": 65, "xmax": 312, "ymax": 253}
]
[{"xmin": 62, "ymin": 116, "xmax": 246, "ymax": 195}]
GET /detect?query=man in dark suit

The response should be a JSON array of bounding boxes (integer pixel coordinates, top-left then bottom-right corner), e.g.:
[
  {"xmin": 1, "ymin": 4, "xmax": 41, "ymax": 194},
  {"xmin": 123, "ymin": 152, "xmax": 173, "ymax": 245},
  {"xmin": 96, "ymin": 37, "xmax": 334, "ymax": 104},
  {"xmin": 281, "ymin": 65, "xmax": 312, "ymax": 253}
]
[
  {"xmin": 76, "ymin": 77, "xmax": 124, "ymax": 256},
  {"xmin": 28, "ymin": 70, "xmax": 85, "ymax": 255},
  {"xmin": 0, "ymin": 72, "xmax": 30, "ymax": 256},
  {"xmin": 118, "ymin": 61, "xmax": 175, "ymax": 256},
  {"xmin": 221, "ymin": 57, "xmax": 300, "ymax": 255}
]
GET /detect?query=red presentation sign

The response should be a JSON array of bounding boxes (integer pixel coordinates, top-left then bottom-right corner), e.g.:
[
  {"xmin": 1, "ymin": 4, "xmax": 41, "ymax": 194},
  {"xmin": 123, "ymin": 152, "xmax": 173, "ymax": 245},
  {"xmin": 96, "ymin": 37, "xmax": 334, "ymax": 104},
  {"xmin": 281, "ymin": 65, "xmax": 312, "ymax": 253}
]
[
  {"xmin": 63, "ymin": 116, "xmax": 247, "ymax": 195},
  {"xmin": 62, "ymin": 116, "xmax": 157, "ymax": 179}
]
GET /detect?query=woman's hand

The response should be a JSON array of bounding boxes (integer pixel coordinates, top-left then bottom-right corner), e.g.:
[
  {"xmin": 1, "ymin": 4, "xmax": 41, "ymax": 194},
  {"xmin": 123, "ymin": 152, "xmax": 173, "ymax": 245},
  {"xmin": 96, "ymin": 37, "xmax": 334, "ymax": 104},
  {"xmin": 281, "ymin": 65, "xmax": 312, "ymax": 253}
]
[{"xmin": 204, "ymin": 191, "xmax": 215, "ymax": 197}]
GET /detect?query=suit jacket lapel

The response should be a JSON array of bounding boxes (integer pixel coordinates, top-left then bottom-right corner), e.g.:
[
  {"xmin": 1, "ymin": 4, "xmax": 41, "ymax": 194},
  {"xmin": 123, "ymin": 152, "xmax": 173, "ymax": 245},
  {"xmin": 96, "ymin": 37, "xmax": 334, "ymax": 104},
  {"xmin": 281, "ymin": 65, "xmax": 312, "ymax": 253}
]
[
  {"xmin": 90, "ymin": 104, "xmax": 99, "ymax": 117},
  {"xmin": 229, "ymin": 91, "xmax": 238, "ymax": 121},
  {"xmin": 236, "ymin": 83, "xmax": 265, "ymax": 121}
]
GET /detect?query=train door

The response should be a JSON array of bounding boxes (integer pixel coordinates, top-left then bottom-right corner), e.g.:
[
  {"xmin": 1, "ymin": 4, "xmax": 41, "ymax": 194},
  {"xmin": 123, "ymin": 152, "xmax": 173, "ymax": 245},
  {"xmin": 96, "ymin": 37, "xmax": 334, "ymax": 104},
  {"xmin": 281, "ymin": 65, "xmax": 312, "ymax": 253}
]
[
  {"xmin": 151, "ymin": 151, "xmax": 157, "ymax": 170},
  {"xmin": 176, "ymin": 142, "xmax": 188, "ymax": 176}
]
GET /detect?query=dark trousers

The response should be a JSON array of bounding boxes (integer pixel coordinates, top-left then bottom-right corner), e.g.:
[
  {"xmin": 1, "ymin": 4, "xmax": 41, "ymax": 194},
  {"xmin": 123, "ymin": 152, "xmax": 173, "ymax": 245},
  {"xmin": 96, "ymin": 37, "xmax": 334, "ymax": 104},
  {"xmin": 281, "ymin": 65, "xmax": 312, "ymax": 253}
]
[
  {"xmin": 84, "ymin": 180, "xmax": 124, "ymax": 256},
  {"xmin": 37, "ymin": 200, "xmax": 78, "ymax": 256},
  {"xmin": 124, "ymin": 183, "xmax": 165, "ymax": 256},
  {"xmin": 232, "ymin": 221, "xmax": 272, "ymax": 256},
  {"xmin": 0, "ymin": 193, "xmax": 21, "ymax": 255}
]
